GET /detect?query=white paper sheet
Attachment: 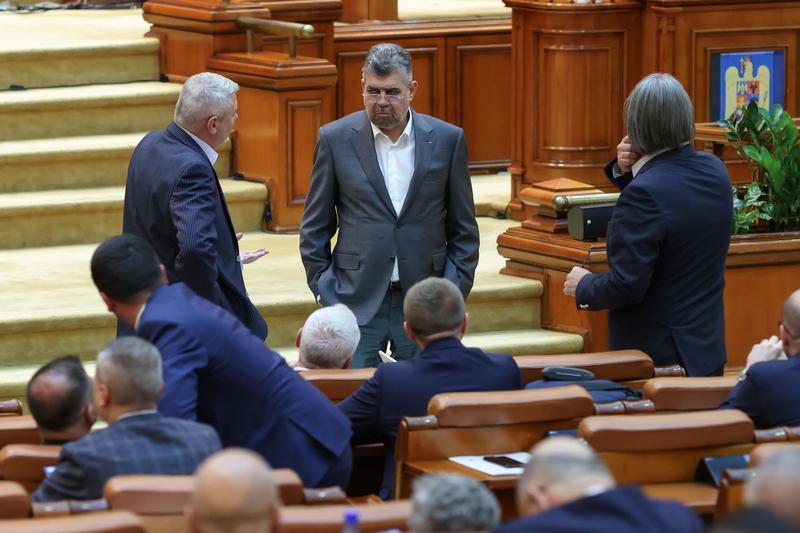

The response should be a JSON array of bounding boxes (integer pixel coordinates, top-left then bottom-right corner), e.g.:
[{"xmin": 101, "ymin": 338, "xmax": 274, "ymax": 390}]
[{"xmin": 449, "ymin": 451, "xmax": 531, "ymax": 476}]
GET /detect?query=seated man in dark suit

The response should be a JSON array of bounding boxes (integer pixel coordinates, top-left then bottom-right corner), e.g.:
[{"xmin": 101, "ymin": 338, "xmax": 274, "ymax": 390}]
[
  {"xmin": 26, "ymin": 356, "xmax": 96, "ymax": 444},
  {"xmin": 721, "ymin": 289, "xmax": 800, "ymax": 428},
  {"xmin": 90, "ymin": 235, "xmax": 353, "ymax": 489},
  {"xmin": 32, "ymin": 337, "xmax": 221, "ymax": 502},
  {"xmin": 339, "ymin": 277, "xmax": 522, "ymax": 498},
  {"xmin": 495, "ymin": 436, "xmax": 702, "ymax": 533}
]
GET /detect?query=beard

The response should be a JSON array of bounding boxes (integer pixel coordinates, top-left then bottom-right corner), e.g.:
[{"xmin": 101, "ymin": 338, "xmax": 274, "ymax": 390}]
[{"xmin": 368, "ymin": 105, "xmax": 404, "ymax": 130}]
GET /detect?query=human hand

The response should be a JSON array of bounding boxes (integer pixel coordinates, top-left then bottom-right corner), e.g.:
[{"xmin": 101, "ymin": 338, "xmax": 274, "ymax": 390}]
[
  {"xmin": 236, "ymin": 233, "xmax": 269, "ymax": 265},
  {"xmin": 564, "ymin": 267, "xmax": 591, "ymax": 297},
  {"xmin": 745, "ymin": 335, "xmax": 784, "ymax": 369},
  {"xmin": 616, "ymin": 135, "xmax": 642, "ymax": 173}
]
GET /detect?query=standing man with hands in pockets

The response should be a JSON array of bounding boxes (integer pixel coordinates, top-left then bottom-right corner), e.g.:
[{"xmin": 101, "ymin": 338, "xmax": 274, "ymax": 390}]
[
  {"xmin": 563, "ymin": 73, "xmax": 733, "ymax": 376},
  {"xmin": 300, "ymin": 43, "xmax": 480, "ymax": 367}
]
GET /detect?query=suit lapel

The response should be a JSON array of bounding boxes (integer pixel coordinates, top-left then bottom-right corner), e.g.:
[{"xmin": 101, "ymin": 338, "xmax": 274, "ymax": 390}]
[
  {"xmin": 398, "ymin": 111, "xmax": 435, "ymax": 220},
  {"xmin": 351, "ymin": 112, "xmax": 398, "ymax": 218}
]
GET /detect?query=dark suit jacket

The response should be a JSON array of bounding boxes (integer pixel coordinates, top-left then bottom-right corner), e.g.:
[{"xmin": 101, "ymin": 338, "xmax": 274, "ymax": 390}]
[
  {"xmin": 299, "ymin": 110, "xmax": 480, "ymax": 325},
  {"xmin": 494, "ymin": 485, "xmax": 703, "ymax": 533},
  {"xmin": 721, "ymin": 355, "xmax": 800, "ymax": 428},
  {"xmin": 138, "ymin": 283, "xmax": 352, "ymax": 488},
  {"xmin": 31, "ymin": 412, "xmax": 220, "ymax": 502},
  {"xmin": 576, "ymin": 146, "xmax": 733, "ymax": 376},
  {"xmin": 338, "ymin": 337, "xmax": 522, "ymax": 498},
  {"xmin": 123, "ymin": 122, "xmax": 267, "ymax": 340}
]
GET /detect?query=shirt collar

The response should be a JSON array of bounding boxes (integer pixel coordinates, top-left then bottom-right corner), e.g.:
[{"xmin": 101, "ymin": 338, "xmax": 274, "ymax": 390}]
[
  {"xmin": 370, "ymin": 110, "xmax": 414, "ymax": 144},
  {"xmin": 134, "ymin": 302, "xmax": 147, "ymax": 332},
  {"xmin": 115, "ymin": 409, "xmax": 158, "ymax": 422},
  {"xmin": 631, "ymin": 146, "xmax": 672, "ymax": 177},
  {"xmin": 178, "ymin": 125, "xmax": 219, "ymax": 165}
]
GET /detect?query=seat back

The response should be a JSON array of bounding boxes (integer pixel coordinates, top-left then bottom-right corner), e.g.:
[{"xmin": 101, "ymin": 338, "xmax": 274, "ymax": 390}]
[
  {"xmin": 394, "ymin": 386, "xmax": 595, "ymax": 498},
  {"xmin": 714, "ymin": 468, "xmax": 754, "ymax": 520},
  {"xmin": 643, "ymin": 376, "xmax": 738, "ymax": 411},
  {"xmin": 0, "ymin": 416, "xmax": 40, "ymax": 448},
  {"xmin": 0, "ymin": 400, "xmax": 23, "ymax": 417},
  {"xmin": 302, "ymin": 368, "xmax": 376, "ymax": 402},
  {"xmin": 0, "ymin": 481, "xmax": 30, "ymax": 519},
  {"xmin": 279, "ymin": 500, "xmax": 412, "ymax": 533},
  {"xmin": 0, "ymin": 444, "xmax": 60, "ymax": 493},
  {"xmin": 513, "ymin": 350, "xmax": 654, "ymax": 384},
  {"xmin": 0, "ymin": 510, "xmax": 145, "ymax": 533},
  {"xmin": 579, "ymin": 410, "xmax": 755, "ymax": 484}
]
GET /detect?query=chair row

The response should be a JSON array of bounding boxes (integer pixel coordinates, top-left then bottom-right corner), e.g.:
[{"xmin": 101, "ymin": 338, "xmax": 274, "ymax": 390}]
[
  {"xmin": 392, "ymin": 384, "xmax": 774, "ymax": 519},
  {"xmin": 302, "ymin": 349, "xmax": 686, "ymax": 402}
]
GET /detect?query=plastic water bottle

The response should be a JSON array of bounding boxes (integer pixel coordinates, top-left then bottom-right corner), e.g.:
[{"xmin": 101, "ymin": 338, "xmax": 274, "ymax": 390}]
[{"xmin": 342, "ymin": 508, "xmax": 360, "ymax": 533}]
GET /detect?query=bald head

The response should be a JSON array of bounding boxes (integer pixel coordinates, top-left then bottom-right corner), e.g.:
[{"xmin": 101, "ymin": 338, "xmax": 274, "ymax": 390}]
[
  {"xmin": 27, "ymin": 356, "xmax": 94, "ymax": 443},
  {"xmin": 516, "ymin": 437, "xmax": 614, "ymax": 516},
  {"xmin": 746, "ymin": 450, "xmax": 800, "ymax": 529},
  {"xmin": 189, "ymin": 449, "xmax": 278, "ymax": 533}
]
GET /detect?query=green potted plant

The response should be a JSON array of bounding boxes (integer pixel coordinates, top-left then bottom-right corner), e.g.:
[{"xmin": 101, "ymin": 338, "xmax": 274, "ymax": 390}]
[{"xmin": 725, "ymin": 101, "xmax": 800, "ymax": 234}]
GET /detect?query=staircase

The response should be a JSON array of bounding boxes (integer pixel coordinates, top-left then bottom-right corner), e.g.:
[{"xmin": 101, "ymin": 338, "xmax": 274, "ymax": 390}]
[{"xmin": 0, "ymin": 9, "xmax": 582, "ymax": 404}]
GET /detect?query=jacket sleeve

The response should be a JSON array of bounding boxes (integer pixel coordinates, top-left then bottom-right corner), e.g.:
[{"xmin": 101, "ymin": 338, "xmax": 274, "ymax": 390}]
[
  {"xmin": 151, "ymin": 323, "xmax": 207, "ymax": 421},
  {"xmin": 575, "ymin": 182, "xmax": 665, "ymax": 311},
  {"xmin": 720, "ymin": 372, "xmax": 765, "ymax": 427},
  {"xmin": 31, "ymin": 445, "xmax": 93, "ymax": 502},
  {"xmin": 443, "ymin": 128, "xmax": 480, "ymax": 297},
  {"xmin": 299, "ymin": 131, "xmax": 338, "ymax": 299},
  {"xmin": 170, "ymin": 164, "xmax": 225, "ymax": 305},
  {"xmin": 604, "ymin": 158, "xmax": 634, "ymax": 191},
  {"xmin": 338, "ymin": 370, "xmax": 383, "ymax": 445}
]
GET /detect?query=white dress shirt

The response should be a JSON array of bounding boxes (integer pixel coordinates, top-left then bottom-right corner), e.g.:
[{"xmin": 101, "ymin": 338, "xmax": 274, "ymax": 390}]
[
  {"xmin": 371, "ymin": 113, "xmax": 415, "ymax": 282},
  {"xmin": 631, "ymin": 147, "xmax": 671, "ymax": 177},
  {"xmin": 178, "ymin": 126, "xmax": 219, "ymax": 166}
]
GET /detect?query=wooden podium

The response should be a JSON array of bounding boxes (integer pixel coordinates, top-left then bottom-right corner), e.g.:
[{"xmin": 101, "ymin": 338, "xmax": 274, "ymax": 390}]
[{"xmin": 503, "ymin": 0, "xmax": 800, "ymax": 220}]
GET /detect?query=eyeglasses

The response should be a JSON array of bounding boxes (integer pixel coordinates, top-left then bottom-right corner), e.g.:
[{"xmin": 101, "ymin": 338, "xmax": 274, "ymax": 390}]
[{"xmin": 362, "ymin": 89, "xmax": 404, "ymax": 103}]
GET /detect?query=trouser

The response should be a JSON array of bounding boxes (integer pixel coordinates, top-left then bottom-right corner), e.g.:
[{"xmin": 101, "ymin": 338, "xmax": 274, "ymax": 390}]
[{"xmin": 351, "ymin": 284, "xmax": 420, "ymax": 368}]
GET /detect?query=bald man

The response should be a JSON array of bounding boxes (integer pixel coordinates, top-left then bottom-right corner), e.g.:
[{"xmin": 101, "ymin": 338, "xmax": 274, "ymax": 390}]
[
  {"xmin": 494, "ymin": 437, "xmax": 702, "ymax": 532},
  {"xmin": 187, "ymin": 448, "xmax": 278, "ymax": 533},
  {"xmin": 743, "ymin": 450, "xmax": 800, "ymax": 530},
  {"xmin": 26, "ymin": 356, "xmax": 95, "ymax": 444},
  {"xmin": 721, "ymin": 289, "xmax": 800, "ymax": 428}
]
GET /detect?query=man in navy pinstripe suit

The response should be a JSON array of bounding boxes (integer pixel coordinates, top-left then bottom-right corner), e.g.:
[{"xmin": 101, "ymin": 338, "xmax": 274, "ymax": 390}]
[
  {"xmin": 123, "ymin": 72, "xmax": 267, "ymax": 340},
  {"xmin": 32, "ymin": 337, "xmax": 221, "ymax": 502}
]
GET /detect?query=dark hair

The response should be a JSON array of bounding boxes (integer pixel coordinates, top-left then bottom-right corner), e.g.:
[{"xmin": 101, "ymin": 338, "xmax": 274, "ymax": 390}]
[
  {"xmin": 91, "ymin": 235, "xmax": 163, "ymax": 302},
  {"xmin": 362, "ymin": 43, "xmax": 413, "ymax": 81},
  {"xmin": 403, "ymin": 277, "xmax": 465, "ymax": 338},
  {"xmin": 27, "ymin": 356, "xmax": 91, "ymax": 432}
]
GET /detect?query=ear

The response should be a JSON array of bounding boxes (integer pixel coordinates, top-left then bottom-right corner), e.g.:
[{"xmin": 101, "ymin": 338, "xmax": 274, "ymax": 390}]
[
  {"xmin": 206, "ymin": 115, "xmax": 218, "ymax": 135},
  {"xmin": 408, "ymin": 79, "xmax": 419, "ymax": 101},
  {"xmin": 403, "ymin": 321, "xmax": 418, "ymax": 344},
  {"xmin": 85, "ymin": 402, "xmax": 97, "ymax": 427},
  {"xmin": 530, "ymin": 484, "xmax": 551, "ymax": 513},
  {"xmin": 342, "ymin": 356, "xmax": 352, "ymax": 370},
  {"xmin": 99, "ymin": 292, "xmax": 115, "ymax": 313},
  {"xmin": 459, "ymin": 313, "xmax": 469, "ymax": 339},
  {"xmin": 96, "ymin": 383, "xmax": 111, "ymax": 409},
  {"xmin": 361, "ymin": 77, "xmax": 366, "ymax": 92},
  {"xmin": 295, "ymin": 327, "xmax": 303, "ymax": 348},
  {"xmin": 159, "ymin": 264, "xmax": 168, "ymax": 285}
]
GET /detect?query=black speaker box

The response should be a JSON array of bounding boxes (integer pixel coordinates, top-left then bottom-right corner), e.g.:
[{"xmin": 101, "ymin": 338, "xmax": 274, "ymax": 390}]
[{"xmin": 567, "ymin": 203, "xmax": 615, "ymax": 241}]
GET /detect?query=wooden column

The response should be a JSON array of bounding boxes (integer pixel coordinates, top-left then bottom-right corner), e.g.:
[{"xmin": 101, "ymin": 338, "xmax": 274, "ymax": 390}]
[
  {"xmin": 143, "ymin": 0, "xmax": 342, "ymax": 81},
  {"xmin": 208, "ymin": 52, "xmax": 337, "ymax": 231},
  {"xmin": 339, "ymin": 0, "xmax": 398, "ymax": 22},
  {"xmin": 502, "ymin": 0, "xmax": 644, "ymax": 220}
]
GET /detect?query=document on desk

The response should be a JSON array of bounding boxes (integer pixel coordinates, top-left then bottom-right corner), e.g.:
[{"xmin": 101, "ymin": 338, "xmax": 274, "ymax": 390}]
[{"xmin": 449, "ymin": 452, "xmax": 532, "ymax": 476}]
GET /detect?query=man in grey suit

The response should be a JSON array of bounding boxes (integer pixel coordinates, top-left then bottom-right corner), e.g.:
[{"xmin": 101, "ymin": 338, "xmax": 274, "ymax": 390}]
[{"xmin": 300, "ymin": 43, "xmax": 480, "ymax": 367}]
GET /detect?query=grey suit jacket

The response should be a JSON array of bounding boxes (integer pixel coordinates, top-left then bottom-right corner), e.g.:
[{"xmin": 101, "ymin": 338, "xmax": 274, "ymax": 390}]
[{"xmin": 299, "ymin": 110, "xmax": 480, "ymax": 324}]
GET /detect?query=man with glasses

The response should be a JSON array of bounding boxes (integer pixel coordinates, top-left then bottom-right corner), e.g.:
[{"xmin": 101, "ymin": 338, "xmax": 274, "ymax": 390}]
[
  {"xmin": 720, "ymin": 289, "xmax": 800, "ymax": 428},
  {"xmin": 300, "ymin": 43, "xmax": 480, "ymax": 367},
  {"xmin": 123, "ymin": 72, "xmax": 267, "ymax": 340}
]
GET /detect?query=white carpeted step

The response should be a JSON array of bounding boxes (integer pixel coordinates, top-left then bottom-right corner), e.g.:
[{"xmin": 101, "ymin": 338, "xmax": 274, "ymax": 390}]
[
  {"xmin": 0, "ymin": 134, "xmax": 231, "ymax": 193},
  {"xmin": 0, "ymin": 10, "xmax": 157, "ymax": 89},
  {"xmin": 0, "ymin": 179, "xmax": 266, "ymax": 248},
  {"xmin": 0, "ymin": 81, "xmax": 181, "ymax": 142}
]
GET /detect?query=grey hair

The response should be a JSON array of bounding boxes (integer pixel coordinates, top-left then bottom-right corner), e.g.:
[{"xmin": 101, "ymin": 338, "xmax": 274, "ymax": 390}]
[
  {"xmin": 625, "ymin": 73, "xmax": 695, "ymax": 155},
  {"xmin": 299, "ymin": 304, "xmax": 360, "ymax": 369},
  {"xmin": 174, "ymin": 72, "xmax": 239, "ymax": 131},
  {"xmin": 403, "ymin": 277, "xmax": 465, "ymax": 338},
  {"xmin": 518, "ymin": 452, "xmax": 612, "ymax": 493},
  {"xmin": 745, "ymin": 450, "xmax": 800, "ymax": 529},
  {"xmin": 96, "ymin": 337, "xmax": 163, "ymax": 407},
  {"xmin": 362, "ymin": 43, "xmax": 413, "ymax": 83},
  {"xmin": 407, "ymin": 474, "xmax": 500, "ymax": 532}
]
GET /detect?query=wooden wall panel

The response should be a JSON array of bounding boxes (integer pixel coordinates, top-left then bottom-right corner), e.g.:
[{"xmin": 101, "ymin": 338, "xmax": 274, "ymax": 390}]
[
  {"xmin": 287, "ymin": 99, "xmax": 323, "ymax": 205},
  {"xmin": 446, "ymin": 35, "xmax": 512, "ymax": 170}
]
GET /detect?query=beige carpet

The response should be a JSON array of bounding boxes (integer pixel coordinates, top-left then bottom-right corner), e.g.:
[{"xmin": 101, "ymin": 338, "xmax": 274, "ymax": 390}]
[{"xmin": 399, "ymin": 0, "xmax": 510, "ymax": 20}]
